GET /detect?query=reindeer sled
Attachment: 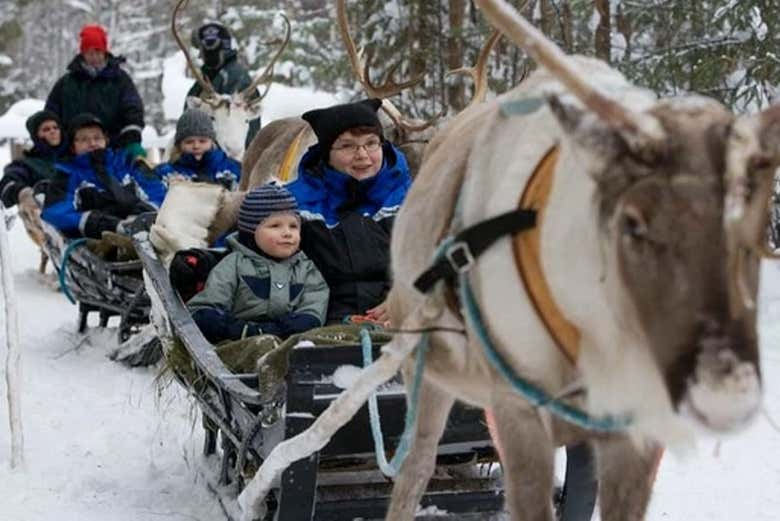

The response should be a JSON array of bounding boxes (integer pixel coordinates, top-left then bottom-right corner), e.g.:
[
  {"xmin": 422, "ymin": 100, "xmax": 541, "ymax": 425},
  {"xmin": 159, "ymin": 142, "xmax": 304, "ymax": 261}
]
[
  {"xmin": 133, "ymin": 221, "xmax": 598, "ymax": 520},
  {"xmin": 26, "ymin": 210, "xmax": 160, "ymax": 365}
]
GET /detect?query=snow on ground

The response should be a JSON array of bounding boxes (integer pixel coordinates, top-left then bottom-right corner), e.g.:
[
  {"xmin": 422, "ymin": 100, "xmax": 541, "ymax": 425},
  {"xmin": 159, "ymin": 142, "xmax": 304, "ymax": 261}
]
[{"xmin": 0, "ymin": 220, "xmax": 224, "ymax": 521}]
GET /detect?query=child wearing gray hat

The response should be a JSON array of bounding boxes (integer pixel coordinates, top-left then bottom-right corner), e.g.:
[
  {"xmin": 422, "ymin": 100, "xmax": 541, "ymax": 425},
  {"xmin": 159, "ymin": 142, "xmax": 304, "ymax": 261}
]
[
  {"xmin": 187, "ymin": 183, "xmax": 329, "ymax": 342},
  {"xmin": 154, "ymin": 108, "xmax": 241, "ymax": 190}
]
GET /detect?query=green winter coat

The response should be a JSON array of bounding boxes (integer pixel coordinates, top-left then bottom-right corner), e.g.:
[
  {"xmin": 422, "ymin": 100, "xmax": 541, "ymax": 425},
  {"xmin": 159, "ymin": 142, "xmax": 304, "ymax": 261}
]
[{"xmin": 188, "ymin": 234, "xmax": 329, "ymax": 329}]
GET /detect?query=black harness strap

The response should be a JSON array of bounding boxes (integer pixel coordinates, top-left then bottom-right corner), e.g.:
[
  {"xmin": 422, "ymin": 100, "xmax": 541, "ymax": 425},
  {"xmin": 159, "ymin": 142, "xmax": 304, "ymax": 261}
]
[{"xmin": 413, "ymin": 208, "xmax": 537, "ymax": 293}]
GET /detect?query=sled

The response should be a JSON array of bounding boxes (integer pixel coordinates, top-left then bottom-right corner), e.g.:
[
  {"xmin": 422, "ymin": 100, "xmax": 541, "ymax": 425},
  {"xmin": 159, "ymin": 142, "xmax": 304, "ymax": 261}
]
[
  {"xmin": 34, "ymin": 216, "xmax": 160, "ymax": 364},
  {"xmin": 134, "ymin": 232, "xmax": 598, "ymax": 521}
]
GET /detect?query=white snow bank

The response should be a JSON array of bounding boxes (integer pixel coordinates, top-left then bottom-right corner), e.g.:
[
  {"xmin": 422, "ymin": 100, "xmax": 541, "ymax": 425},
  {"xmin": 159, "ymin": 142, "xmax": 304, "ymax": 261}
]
[
  {"xmin": 0, "ymin": 99, "xmax": 45, "ymax": 140},
  {"xmin": 261, "ymin": 83, "xmax": 343, "ymax": 123}
]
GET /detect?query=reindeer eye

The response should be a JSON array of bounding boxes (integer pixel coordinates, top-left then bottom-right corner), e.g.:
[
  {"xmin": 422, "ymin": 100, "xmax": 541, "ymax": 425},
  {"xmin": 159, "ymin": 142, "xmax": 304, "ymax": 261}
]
[{"xmin": 621, "ymin": 212, "xmax": 646, "ymax": 240}]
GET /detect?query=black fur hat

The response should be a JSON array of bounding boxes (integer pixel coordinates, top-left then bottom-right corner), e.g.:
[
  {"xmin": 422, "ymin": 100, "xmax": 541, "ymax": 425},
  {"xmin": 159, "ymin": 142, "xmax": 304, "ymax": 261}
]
[
  {"xmin": 25, "ymin": 110, "xmax": 61, "ymax": 138},
  {"xmin": 301, "ymin": 98, "xmax": 383, "ymax": 155},
  {"xmin": 67, "ymin": 113, "xmax": 106, "ymax": 141}
]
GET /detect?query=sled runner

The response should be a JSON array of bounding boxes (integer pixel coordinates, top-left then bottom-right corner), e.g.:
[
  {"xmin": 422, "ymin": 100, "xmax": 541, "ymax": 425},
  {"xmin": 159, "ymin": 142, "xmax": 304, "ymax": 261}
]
[{"xmin": 134, "ymin": 231, "xmax": 598, "ymax": 521}]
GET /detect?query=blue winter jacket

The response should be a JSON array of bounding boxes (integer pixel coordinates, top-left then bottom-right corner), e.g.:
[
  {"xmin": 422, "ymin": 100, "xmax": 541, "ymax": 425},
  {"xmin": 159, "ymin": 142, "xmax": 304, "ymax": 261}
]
[
  {"xmin": 286, "ymin": 142, "xmax": 411, "ymax": 321},
  {"xmin": 154, "ymin": 148, "xmax": 241, "ymax": 190},
  {"xmin": 42, "ymin": 148, "xmax": 166, "ymax": 238}
]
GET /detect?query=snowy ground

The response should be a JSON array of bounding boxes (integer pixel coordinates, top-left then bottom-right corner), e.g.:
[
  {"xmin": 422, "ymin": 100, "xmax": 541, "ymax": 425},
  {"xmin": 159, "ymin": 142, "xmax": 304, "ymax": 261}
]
[{"xmin": 2, "ymin": 160, "xmax": 780, "ymax": 520}]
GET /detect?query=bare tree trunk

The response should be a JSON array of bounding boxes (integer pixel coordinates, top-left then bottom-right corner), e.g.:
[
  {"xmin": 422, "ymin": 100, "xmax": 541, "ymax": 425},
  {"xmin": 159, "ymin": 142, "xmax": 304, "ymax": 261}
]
[
  {"xmin": 448, "ymin": 0, "xmax": 466, "ymax": 111},
  {"xmin": 616, "ymin": 2, "xmax": 632, "ymax": 61},
  {"xmin": 560, "ymin": 0, "xmax": 573, "ymax": 53},
  {"xmin": 594, "ymin": 0, "xmax": 611, "ymax": 63},
  {"xmin": 539, "ymin": 0, "xmax": 554, "ymax": 37}
]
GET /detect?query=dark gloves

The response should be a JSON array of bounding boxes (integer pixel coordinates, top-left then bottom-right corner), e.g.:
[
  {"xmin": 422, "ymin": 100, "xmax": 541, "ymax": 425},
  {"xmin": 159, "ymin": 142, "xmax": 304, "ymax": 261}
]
[
  {"xmin": 75, "ymin": 186, "xmax": 115, "ymax": 211},
  {"xmin": 169, "ymin": 248, "xmax": 224, "ymax": 302},
  {"xmin": 82, "ymin": 211, "xmax": 120, "ymax": 239},
  {"xmin": 191, "ymin": 307, "xmax": 263, "ymax": 343}
]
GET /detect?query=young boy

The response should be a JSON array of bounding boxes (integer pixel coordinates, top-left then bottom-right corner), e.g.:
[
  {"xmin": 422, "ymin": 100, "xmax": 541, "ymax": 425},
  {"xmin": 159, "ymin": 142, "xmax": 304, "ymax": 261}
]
[
  {"xmin": 188, "ymin": 184, "xmax": 329, "ymax": 343},
  {"xmin": 41, "ymin": 113, "xmax": 166, "ymax": 239},
  {"xmin": 154, "ymin": 108, "xmax": 241, "ymax": 189}
]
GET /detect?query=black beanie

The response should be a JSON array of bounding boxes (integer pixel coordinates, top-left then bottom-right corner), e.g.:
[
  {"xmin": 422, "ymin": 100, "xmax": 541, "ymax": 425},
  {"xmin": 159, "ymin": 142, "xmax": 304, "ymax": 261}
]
[
  {"xmin": 26, "ymin": 110, "xmax": 61, "ymax": 139},
  {"xmin": 301, "ymin": 98, "xmax": 383, "ymax": 155},
  {"xmin": 67, "ymin": 113, "xmax": 106, "ymax": 142}
]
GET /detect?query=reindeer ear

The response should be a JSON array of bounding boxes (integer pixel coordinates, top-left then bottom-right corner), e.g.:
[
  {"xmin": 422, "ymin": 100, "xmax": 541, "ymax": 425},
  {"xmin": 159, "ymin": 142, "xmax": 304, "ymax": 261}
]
[
  {"xmin": 547, "ymin": 94, "xmax": 626, "ymax": 164},
  {"xmin": 186, "ymin": 96, "xmax": 207, "ymax": 111},
  {"xmin": 245, "ymin": 99, "xmax": 264, "ymax": 120}
]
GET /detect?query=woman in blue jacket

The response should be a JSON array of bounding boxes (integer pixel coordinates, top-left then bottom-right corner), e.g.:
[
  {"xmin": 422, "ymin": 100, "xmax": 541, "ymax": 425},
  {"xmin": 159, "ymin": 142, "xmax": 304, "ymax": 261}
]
[{"xmin": 287, "ymin": 98, "xmax": 411, "ymax": 324}]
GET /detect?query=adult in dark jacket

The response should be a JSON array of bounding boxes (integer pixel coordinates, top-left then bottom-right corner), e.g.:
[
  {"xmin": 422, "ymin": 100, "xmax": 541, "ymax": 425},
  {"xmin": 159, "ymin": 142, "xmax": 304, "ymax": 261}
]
[
  {"xmin": 42, "ymin": 114, "xmax": 165, "ymax": 239},
  {"xmin": 186, "ymin": 22, "xmax": 260, "ymax": 146},
  {"xmin": 45, "ymin": 24, "xmax": 145, "ymax": 158},
  {"xmin": 0, "ymin": 110, "xmax": 67, "ymax": 209},
  {"xmin": 287, "ymin": 98, "xmax": 411, "ymax": 323}
]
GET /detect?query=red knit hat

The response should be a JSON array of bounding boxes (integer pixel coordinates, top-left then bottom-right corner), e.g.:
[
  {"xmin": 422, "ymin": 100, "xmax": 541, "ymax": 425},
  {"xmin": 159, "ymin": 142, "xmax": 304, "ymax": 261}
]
[{"xmin": 79, "ymin": 25, "xmax": 108, "ymax": 53}]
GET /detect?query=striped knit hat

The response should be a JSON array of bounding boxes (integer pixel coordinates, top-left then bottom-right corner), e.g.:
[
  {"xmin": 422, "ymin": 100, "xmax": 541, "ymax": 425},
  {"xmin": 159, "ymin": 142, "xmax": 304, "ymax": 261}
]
[{"xmin": 238, "ymin": 184, "xmax": 299, "ymax": 233}]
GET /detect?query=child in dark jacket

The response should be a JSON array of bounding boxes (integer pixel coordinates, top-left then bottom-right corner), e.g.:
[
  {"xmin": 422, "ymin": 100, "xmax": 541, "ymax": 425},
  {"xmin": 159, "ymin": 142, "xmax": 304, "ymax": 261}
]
[
  {"xmin": 188, "ymin": 184, "xmax": 329, "ymax": 343},
  {"xmin": 154, "ymin": 108, "xmax": 241, "ymax": 190},
  {"xmin": 0, "ymin": 110, "xmax": 68, "ymax": 209}
]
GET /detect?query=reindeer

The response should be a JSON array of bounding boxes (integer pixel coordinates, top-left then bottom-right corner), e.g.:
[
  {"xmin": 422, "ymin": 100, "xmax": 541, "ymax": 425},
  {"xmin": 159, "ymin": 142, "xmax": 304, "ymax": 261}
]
[
  {"xmin": 171, "ymin": 0, "xmax": 290, "ymax": 161},
  {"xmin": 239, "ymin": 0, "xmax": 499, "ymax": 190},
  {"xmin": 382, "ymin": 1, "xmax": 780, "ymax": 520}
]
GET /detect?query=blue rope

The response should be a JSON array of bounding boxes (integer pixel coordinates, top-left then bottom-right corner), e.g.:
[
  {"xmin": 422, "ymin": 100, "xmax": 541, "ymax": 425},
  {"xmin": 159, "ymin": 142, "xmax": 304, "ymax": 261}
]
[
  {"xmin": 58, "ymin": 238, "xmax": 87, "ymax": 305},
  {"xmin": 458, "ymin": 273, "xmax": 632, "ymax": 432},
  {"xmin": 361, "ymin": 328, "xmax": 429, "ymax": 477}
]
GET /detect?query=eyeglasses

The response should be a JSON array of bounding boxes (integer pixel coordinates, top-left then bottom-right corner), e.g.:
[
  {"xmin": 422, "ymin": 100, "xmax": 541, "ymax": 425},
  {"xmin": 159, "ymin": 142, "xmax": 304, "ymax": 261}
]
[{"xmin": 331, "ymin": 140, "xmax": 382, "ymax": 155}]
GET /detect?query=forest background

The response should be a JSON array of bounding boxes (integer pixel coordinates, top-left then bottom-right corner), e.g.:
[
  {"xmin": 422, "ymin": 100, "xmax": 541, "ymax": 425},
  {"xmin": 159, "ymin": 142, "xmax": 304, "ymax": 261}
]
[{"xmin": 0, "ymin": 0, "xmax": 777, "ymax": 135}]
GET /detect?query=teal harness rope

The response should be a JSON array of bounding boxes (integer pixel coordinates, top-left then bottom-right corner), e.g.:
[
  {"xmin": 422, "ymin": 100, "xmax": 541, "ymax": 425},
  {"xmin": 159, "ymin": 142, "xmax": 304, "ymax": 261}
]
[
  {"xmin": 434, "ymin": 236, "xmax": 632, "ymax": 432},
  {"xmin": 58, "ymin": 238, "xmax": 87, "ymax": 305},
  {"xmin": 361, "ymin": 328, "xmax": 429, "ymax": 477}
]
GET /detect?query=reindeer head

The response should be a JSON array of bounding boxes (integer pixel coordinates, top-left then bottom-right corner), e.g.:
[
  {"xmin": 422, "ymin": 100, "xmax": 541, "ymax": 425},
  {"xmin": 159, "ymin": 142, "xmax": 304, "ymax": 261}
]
[
  {"xmin": 475, "ymin": 0, "xmax": 780, "ymax": 435},
  {"xmin": 172, "ymin": 0, "xmax": 290, "ymax": 160}
]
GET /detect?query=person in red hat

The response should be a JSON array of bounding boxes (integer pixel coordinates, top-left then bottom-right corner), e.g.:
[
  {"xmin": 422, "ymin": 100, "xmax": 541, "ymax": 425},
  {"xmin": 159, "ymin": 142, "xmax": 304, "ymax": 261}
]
[{"xmin": 44, "ymin": 24, "xmax": 146, "ymax": 160}]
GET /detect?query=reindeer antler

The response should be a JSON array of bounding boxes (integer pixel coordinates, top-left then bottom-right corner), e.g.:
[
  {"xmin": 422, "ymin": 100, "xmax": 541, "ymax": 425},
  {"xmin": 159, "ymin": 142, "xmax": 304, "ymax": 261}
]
[
  {"xmin": 473, "ymin": 0, "xmax": 666, "ymax": 156},
  {"xmin": 447, "ymin": 29, "xmax": 501, "ymax": 109},
  {"xmin": 239, "ymin": 13, "xmax": 292, "ymax": 103},
  {"xmin": 336, "ymin": 0, "xmax": 440, "ymax": 133},
  {"xmin": 171, "ymin": 0, "xmax": 220, "ymax": 105}
]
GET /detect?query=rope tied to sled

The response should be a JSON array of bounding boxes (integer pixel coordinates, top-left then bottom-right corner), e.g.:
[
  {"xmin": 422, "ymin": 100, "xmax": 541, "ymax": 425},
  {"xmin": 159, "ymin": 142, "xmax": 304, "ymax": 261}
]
[
  {"xmin": 59, "ymin": 238, "xmax": 88, "ymax": 304},
  {"xmin": 361, "ymin": 327, "xmax": 429, "ymax": 477}
]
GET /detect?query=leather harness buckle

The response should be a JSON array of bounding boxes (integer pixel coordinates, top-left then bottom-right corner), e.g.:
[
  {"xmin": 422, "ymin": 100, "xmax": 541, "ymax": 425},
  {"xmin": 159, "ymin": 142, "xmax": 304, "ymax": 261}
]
[{"xmin": 445, "ymin": 241, "xmax": 475, "ymax": 275}]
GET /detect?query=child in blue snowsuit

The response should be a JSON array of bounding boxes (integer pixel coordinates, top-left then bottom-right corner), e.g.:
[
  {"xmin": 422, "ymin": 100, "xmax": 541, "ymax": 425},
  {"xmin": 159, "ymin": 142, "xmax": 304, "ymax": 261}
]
[
  {"xmin": 154, "ymin": 108, "xmax": 241, "ymax": 190},
  {"xmin": 42, "ymin": 113, "xmax": 166, "ymax": 239}
]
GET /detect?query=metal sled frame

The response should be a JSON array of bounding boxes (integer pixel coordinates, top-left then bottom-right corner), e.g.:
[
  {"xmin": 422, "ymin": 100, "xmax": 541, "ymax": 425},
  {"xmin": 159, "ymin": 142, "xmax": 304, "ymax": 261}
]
[
  {"xmin": 39, "ymin": 220, "xmax": 149, "ymax": 339},
  {"xmin": 135, "ymin": 233, "xmax": 597, "ymax": 521}
]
